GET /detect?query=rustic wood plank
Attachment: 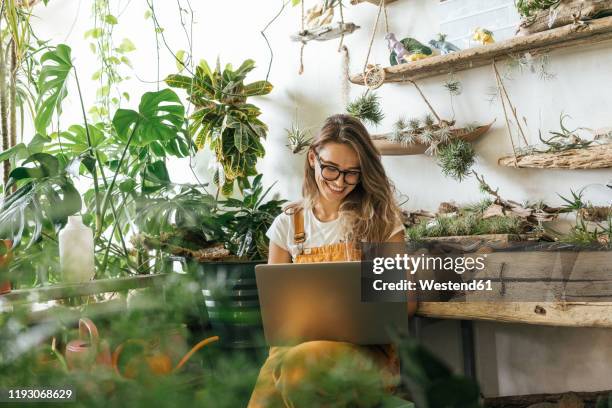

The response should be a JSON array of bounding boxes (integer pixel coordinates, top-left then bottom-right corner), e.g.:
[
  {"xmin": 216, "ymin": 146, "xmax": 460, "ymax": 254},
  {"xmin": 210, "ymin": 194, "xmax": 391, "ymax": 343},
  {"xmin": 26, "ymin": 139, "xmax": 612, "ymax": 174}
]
[
  {"xmin": 372, "ymin": 122, "xmax": 493, "ymax": 155},
  {"xmin": 0, "ymin": 274, "xmax": 168, "ymax": 303},
  {"xmin": 350, "ymin": 15, "xmax": 612, "ymax": 84},
  {"xmin": 498, "ymin": 143, "xmax": 612, "ymax": 169},
  {"xmin": 417, "ymin": 301, "xmax": 612, "ymax": 328},
  {"xmin": 291, "ymin": 22, "xmax": 360, "ymax": 43},
  {"xmin": 518, "ymin": 0, "xmax": 612, "ymax": 35},
  {"xmin": 484, "ymin": 390, "xmax": 612, "ymax": 408}
]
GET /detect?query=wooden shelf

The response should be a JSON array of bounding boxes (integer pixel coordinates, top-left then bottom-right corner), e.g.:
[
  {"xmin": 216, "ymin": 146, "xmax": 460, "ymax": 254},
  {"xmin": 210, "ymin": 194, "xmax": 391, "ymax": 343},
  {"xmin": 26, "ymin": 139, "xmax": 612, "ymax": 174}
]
[
  {"xmin": 498, "ymin": 143, "xmax": 612, "ymax": 169},
  {"xmin": 372, "ymin": 122, "xmax": 493, "ymax": 155},
  {"xmin": 417, "ymin": 302, "xmax": 612, "ymax": 328},
  {"xmin": 1, "ymin": 274, "xmax": 168, "ymax": 303},
  {"xmin": 350, "ymin": 16, "xmax": 612, "ymax": 85}
]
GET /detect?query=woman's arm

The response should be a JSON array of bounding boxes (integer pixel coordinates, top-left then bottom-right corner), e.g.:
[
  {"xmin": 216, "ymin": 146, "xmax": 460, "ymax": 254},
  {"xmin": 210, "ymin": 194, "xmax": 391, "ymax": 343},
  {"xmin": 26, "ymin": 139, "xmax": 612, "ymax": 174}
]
[
  {"xmin": 387, "ymin": 229, "xmax": 418, "ymax": 318},
  {"xmin": 268, "ymin": 242, "xmax": 292, "ymax": 264}
]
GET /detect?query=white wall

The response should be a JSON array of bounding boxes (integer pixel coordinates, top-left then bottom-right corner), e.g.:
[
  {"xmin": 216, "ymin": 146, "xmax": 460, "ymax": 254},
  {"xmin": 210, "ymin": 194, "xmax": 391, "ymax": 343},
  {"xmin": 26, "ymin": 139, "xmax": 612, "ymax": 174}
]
[{"xmin": 32, "ymin": 0, "xmax": 612, "ymax": 397}]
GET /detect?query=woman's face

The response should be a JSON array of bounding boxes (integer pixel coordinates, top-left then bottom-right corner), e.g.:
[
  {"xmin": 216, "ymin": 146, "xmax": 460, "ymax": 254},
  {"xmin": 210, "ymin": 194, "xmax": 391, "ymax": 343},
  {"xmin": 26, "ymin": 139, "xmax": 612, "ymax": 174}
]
[{"xmin": 308, "ymin": 142, "xmax": 361, "ymax": 204}]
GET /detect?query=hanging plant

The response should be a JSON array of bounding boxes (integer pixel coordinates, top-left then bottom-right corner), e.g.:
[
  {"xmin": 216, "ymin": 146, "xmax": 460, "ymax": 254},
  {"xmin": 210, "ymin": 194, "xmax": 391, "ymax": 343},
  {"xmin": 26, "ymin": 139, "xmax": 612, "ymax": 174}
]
[
  {"xmin": 346, "ymin": 91, "xmax": 384, "ymax": 126},
  {"xmin": 436, "ymin": 139, "xmax": 476, "ymax": 181},
  {"xmin": 165, "ymin": 59, "xmax": 272, "ymax": 195},
  {"xmin": 285, "ymin": 123, "xmax": 313, "ymax": 154}
]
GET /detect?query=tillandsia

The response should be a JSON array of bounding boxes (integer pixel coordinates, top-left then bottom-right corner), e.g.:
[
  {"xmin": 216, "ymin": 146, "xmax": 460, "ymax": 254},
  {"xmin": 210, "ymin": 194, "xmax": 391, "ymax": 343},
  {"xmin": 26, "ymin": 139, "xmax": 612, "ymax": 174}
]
[
  {"xmin": 390, "ymin": 114, "xmax": 459, "ymax": 151},
  {"xmin": 506, "ymin": 53, "xmax": 556, "ymax": 81},
  {"xmin": 537, "ymin": 113, "xmax": 594, "ymax": 153},
  {"xmin": 346, "ymin": 91, "xmax": 384, "ymax": 126},
  {"xmin": 443, "ymin": 77, "xmax": 462, "ymax": 96},
  {"xmin": 285, "ymin": 123, "xmax": 313, "ymax": 154},
  {"xmin": 436, "ymin": 139, "xmax": 476, "ymax": 181},
  {"xmin": 515, "ymin": 0, "xmax": 562, "ymax": 19}
]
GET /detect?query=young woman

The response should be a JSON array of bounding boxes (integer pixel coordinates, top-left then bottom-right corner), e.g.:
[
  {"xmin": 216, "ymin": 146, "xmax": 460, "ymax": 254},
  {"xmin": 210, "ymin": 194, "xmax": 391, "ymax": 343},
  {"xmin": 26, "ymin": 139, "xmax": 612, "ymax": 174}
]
[{"xmin": 248, "ymin": 114, "xmax": 416, "ymax": 407}]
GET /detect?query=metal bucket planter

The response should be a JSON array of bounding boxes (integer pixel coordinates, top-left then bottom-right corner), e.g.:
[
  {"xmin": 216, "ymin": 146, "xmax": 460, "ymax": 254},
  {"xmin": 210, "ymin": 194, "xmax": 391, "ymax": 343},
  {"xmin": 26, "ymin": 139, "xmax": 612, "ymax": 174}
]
[{"xmin": 191, "ymin": 260, "xmax": 265, "ymax": 349}]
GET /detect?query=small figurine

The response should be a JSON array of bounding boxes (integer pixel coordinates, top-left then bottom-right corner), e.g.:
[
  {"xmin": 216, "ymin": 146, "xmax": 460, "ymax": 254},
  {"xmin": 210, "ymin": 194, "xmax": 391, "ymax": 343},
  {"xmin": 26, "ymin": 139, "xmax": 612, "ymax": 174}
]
[
  {"xmin": 473, "ymin": 28, "xmax": 495, "ymax": 45},
  {"xmin": 385, "ymin": 33, "xmax": 410, "ymax": 64},
  {"xmin": 429, "ymin": 33, "xmax": 460, "ymax": 55},
  {"xmin": 386, "ymin": 34, "xmax": 433, "ymax": 66}
]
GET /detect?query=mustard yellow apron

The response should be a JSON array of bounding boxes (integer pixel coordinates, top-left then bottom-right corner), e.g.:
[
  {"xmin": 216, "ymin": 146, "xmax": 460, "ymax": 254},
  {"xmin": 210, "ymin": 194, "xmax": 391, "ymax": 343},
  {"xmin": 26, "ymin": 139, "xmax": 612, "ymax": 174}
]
[{"xmin": 247, "ymin": 207, "xmax": 399, "ymax": 408}]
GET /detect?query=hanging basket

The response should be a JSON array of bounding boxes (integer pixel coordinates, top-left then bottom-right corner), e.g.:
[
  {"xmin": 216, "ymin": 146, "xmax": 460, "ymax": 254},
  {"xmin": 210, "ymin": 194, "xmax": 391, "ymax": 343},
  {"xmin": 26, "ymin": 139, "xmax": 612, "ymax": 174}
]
[{"xmin": 371, "ymin": 122, "xmax": 494, "ymax": 156}]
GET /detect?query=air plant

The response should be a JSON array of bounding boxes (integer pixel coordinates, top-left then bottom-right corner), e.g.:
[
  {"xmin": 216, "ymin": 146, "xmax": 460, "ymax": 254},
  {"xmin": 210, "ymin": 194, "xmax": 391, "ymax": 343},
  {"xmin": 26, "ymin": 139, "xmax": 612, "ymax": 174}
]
[
  {"xmin": 515, "ymin": 0, "xmax": 562, "ymax": 19},
  {"xmin": 346, "ymin": 91, "xmax": 384, "ymax": 126},
  {"xmin": 506, "ymin": 53, "xmax": 556, "ymax": 81},
  {"xmin": 436, "ymin": 139, "xmax": 476, "ymax": 181},
  {"xmin": 538, "ymin": 114, "xmax": 593, "ymax": 152},
  {"xmin": 443, "ymin": 77, "xmax": 462, "ymax": 96},
  {"xmin": 285, "ymin": 123, "xmax": 312, "ymax": 154}
]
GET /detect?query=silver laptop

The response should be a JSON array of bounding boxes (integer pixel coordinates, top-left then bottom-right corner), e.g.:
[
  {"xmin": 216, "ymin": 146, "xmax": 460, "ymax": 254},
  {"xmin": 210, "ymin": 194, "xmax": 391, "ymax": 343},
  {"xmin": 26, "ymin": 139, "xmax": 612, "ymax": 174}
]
[{"xmin": 255, "ymin": 261, "xmax": 408, "ymax": 346}]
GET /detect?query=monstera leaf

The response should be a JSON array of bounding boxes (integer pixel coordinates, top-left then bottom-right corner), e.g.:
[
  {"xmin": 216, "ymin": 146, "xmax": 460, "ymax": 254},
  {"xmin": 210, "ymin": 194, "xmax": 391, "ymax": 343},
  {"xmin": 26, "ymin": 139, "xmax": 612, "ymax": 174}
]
[
  {"xmin": 112, "ymin": 89, "xmax": 185, "ymax": 148},
  {"xmin": 35, "ymin": 44, "xmax": 73, "ymax": 135},
  {"xmin": 0, "ymin": 153, "xmax": 81, "ymax": 248}
]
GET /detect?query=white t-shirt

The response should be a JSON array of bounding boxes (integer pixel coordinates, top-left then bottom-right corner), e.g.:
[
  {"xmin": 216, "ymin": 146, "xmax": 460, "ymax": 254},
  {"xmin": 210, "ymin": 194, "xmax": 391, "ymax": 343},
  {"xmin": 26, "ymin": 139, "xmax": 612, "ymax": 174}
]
[{"xmin": 266, "ymin": 207, "xmax": 404, "ymax": 261}]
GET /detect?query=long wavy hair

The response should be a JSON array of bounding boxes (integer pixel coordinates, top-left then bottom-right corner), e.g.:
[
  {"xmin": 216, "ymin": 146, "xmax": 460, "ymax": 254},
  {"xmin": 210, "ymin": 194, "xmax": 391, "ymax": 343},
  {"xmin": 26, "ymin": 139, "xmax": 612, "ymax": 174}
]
[{"xmin": 300, "ymin": 114, "xmax": 403, "ymax": 243}]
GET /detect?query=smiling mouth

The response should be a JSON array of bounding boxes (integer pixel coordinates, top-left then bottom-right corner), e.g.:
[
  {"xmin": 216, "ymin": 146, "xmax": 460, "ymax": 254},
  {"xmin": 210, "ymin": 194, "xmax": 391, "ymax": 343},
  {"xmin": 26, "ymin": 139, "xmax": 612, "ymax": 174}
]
[{"xmin": 325, "ymin": 182, "xmax": 345, "ymax": 194}]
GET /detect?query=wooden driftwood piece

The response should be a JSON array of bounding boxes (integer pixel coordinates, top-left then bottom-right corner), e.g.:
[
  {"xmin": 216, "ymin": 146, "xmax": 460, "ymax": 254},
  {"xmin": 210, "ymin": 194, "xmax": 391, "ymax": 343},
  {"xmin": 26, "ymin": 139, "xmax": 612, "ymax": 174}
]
[
  {"xmin": 484, "ymin": 390, "xmax": 612, "ymax": 408},
  {"xmin": 350, "ymin": 15, "xmax": 612, "ymax": 84},
  {"xmin": 417, "ymin": 301, "xmax": 612, "ymax": 328},
  {"xmin": 371, "ymin": 122, "xmax": 493, "ymax": 156},
  {"xmin": 498, "ymin": 143, "xmax": 612, "ymax": 169},
  {"xmin": 291, "ymin": 22, "xmax": 360, "ymax": 43},
  {"xmin": 518, "ymin": 0, "xmax": 612, "ymax": 35}
]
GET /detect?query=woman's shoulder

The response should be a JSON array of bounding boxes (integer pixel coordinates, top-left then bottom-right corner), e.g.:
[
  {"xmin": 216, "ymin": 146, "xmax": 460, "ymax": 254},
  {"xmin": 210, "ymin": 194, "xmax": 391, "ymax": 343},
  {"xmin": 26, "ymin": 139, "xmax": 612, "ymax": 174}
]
[{"xmin": 281, "ymin": 201, "xmax": 304, "ymax": 215}]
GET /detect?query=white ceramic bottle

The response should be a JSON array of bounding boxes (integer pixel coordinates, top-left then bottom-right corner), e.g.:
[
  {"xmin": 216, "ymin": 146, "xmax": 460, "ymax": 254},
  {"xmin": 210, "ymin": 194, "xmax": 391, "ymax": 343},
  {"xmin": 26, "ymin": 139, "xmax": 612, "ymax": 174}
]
[{"xmin": 59, "ymin": 215, "xmax": 95, "ymax": 283}]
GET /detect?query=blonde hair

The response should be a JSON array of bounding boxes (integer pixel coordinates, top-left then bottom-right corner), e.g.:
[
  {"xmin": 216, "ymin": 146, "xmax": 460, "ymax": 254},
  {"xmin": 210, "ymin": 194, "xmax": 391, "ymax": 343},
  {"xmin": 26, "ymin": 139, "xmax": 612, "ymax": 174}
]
[{"xmin": 298, "ymin": 114, "xmax": 403, "ymax": 243}]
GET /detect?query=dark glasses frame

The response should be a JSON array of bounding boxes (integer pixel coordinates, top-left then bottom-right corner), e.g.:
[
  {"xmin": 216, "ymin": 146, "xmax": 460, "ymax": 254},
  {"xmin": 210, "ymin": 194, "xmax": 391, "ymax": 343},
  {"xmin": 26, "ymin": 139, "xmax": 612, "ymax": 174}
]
[{"xmin": 314, "ymin": 153, "xmax": 361, "ymax": 185}]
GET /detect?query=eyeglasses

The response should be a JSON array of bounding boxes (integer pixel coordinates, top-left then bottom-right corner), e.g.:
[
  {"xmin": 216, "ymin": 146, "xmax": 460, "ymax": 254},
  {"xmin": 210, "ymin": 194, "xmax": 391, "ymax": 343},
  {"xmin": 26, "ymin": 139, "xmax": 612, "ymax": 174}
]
[{"xmin": 315, "ymin": 153, "xmax": 361, "ymax": 185}]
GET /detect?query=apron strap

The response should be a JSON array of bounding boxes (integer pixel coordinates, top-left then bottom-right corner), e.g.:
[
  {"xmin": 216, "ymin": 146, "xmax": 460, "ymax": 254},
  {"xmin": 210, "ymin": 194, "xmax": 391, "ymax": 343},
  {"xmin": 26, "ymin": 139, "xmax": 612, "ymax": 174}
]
[{"xmin": 293, "ymin": 207, "xmax": 306, "ymax": 245}]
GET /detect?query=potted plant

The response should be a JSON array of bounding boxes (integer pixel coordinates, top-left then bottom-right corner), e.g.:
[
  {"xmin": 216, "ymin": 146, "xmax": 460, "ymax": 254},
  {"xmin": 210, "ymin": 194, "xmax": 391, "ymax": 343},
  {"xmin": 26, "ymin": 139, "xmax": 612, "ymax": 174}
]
[
  {"xmin": 135, "ymin": 175, "xmax": 286, "ymax": 348},
  {"xmin": 165, "ymin": 58, "xmax": 273, "ymax": 196},
  {"xmin": 194, "ymin": 175, "xmax": 285, "ymax": 348}
]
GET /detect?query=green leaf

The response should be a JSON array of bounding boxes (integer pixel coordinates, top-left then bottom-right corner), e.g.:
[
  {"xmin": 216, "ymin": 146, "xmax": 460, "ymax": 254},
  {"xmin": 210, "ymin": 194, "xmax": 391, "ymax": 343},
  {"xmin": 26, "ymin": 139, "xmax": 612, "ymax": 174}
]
[
  {"xmin": 0, "ymin": 143, "xmax": 27, "ymax": 162},
  {"xmin": 119, "ymin": 178, "xmax": 136, "ymax": 193},
  {"xmin": 35, "ymin": 44, "xmax": 73, "ymax": 135},
  {"xmin": 176, "ymin": 50, "xmax": 186, "ymax": 72},
  {"xmin": 104, "ymin": 14, "xmax": 118, "ymax": 24},
  {"xmin": 243, "ymin": 81, "xmax": 273, "ymax": 96},
  {"xmin": 112, "ymin": 89, "xmax": 185, "ymax": 150},
  {"xmin": 84, "ymin": 28, "xmax": 104, "ymax": 39},
  {"xmin": 144, "ymin": 9, "xmax": 152, "ymax": 19},
  {"xmin": 117, "ymin": 38, "xmax": 136, "ymax": 53},
  {"xmin": 145, "ymin": 160, "xmax": 170, "ymax": 185}
]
